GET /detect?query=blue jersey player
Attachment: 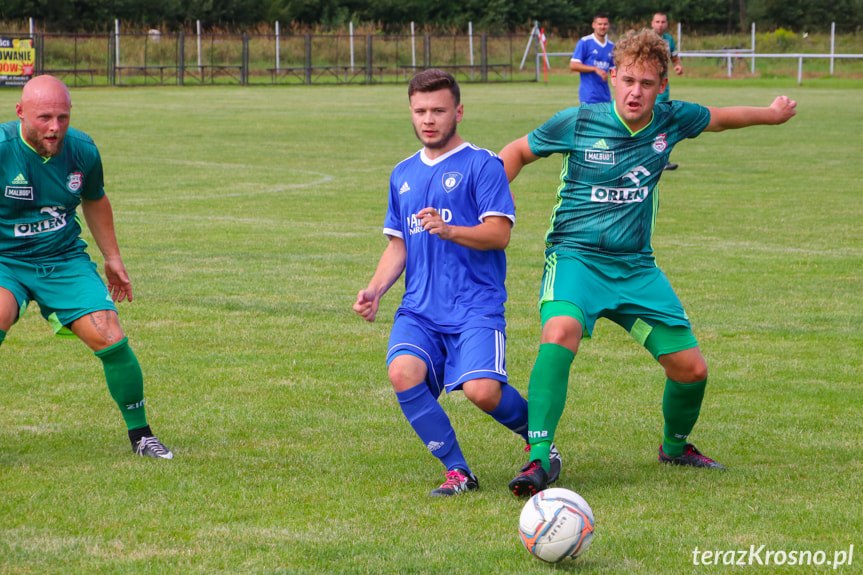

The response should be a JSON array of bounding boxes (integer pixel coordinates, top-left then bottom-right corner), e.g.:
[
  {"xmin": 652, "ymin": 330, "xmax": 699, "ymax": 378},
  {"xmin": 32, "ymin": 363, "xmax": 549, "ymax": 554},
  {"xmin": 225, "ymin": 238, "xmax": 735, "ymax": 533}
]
[
  {"xmin": 501, "ymin": 30, "xmax": 796, "ymax": 496},
  {"xmin": 354, "ymin": 69, "xmax": 560, "ymax": 497},
  {"xmin": 569, "ymin": 13, "xmax": 615, "ymax": 104}
]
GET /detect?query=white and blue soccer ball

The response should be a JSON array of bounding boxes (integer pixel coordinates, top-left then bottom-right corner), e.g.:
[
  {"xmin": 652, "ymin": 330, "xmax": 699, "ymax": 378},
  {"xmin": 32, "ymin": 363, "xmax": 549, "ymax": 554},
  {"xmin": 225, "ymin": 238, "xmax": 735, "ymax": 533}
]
[{"xmin": 518, "ymin": 488, "xmax": 595, "ymax": 563}]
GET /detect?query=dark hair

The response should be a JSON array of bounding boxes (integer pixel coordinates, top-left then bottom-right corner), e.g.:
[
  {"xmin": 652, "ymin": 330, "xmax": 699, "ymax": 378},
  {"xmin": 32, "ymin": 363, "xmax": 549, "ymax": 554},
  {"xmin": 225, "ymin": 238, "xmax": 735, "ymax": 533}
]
[
  {"xmin": 594, "ymin": 12, "xmax": 610, "ymax": 21},
  {"xmin": 408, "ymin": 69, "xmax": 460, "ymax": 105}
]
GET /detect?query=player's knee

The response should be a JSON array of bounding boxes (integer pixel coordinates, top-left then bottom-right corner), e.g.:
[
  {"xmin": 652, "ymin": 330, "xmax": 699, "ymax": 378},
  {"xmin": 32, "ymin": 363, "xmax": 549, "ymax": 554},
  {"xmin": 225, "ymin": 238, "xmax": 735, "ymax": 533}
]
[
  {"xmin": 70, "ymin": 310, "xmax": 126, "ymax": 352},
  {"xmin": 692, "ymin": 361, "xmax": 708, "ymax": 382},
  {"xmin": 462, "ymin": 378, "xmax": 502, "ymax": 411},
  {"xmin": 0, "ymin": 288, "xmax": 19, "ymax": 331},
  {"xmin": 667, "ymin": 359, "xmax": 707, "ymax": 384},
  {"xmin": 541, "ymin": 317, "xmax": 582, "ymax": 352},
  {"xmin": 387, "ymin": 355, "xmax": 427, "ymax": 392},
  {"xmin": 658, "ymin": 343, "xmax": 707, "ymax": 384}
]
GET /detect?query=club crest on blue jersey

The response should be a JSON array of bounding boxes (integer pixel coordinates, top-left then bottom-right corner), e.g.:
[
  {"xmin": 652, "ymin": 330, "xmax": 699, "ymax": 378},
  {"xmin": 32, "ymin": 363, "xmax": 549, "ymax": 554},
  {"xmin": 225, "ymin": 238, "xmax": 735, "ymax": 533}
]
[
  {"xmin": 441, "ymin": 172, "xmax": 463, "ymax": 193},
  {"xmin": 66, "ymin": 172, "xmax": 83, "ymax": 192}
]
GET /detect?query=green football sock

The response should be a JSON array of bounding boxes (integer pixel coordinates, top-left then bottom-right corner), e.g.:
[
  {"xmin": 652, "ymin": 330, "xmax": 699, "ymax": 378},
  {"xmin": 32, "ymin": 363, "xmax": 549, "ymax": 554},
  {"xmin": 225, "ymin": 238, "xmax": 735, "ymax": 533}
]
[
  {"xmin": 661, "ymin": 378, "xmax": 707, "ymax": 457},
  {"xmin": 528, "ymin": 343, "xmax": 576, "ymax": 472},
  {"xmin": 95, "ymin": 337, "xmax": 148, "ymax": 431},
  {"xmin": 0, "ymin": 328, "xmax": 5, "ymax": 348}
]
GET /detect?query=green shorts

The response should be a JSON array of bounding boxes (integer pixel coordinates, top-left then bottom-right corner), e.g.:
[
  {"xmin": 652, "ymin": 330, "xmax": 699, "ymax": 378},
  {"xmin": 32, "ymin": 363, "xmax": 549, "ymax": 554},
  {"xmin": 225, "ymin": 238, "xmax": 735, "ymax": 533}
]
[
  {"xmin": 0, "ymin": 252, "xmax": 116, "ymax": 337},
  {"xmin": 538, "ymin": 250, "xmax": 698, "ymax": 358}
]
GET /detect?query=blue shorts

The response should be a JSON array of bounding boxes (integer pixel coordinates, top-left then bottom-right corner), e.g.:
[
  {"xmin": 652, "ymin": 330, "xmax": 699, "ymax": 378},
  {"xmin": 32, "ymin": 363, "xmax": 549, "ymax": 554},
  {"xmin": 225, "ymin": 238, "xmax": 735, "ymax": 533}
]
[
  {"xmin": 387, "ymin": 313, "xmax": 507, "ymax": 398},
  {"xmin": 0, "ymin": 252, "xmax": 116, "ymax": 337}
]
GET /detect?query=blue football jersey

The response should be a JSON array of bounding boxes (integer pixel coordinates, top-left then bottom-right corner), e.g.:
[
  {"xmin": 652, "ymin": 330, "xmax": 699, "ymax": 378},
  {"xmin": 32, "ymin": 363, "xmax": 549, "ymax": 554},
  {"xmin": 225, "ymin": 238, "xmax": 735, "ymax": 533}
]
[
  {"xmin": 384, "ymin": 142, "xmax": 515, "ymax": 333},
  {"xmin": 571, "ymin": 34, "xmax": 615, "ymax": 104}
]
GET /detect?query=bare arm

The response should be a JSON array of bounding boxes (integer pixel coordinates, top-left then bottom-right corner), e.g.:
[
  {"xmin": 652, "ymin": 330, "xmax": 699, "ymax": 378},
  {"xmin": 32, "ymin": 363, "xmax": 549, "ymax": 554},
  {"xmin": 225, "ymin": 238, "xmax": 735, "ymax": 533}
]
[
  {"xmin": 672, "ymin": 55, "xmax": 683, "ymax": 75},
  {"xmin": 569, "ymin": 60, "xmax": 608, "ymax": 81},
  {"xmin": 353, "ymin": 236, "xmax": 406, "ymax": 323},
  {"xmin": 705, "ymin": 95, "xmax": 797, "ymax": 132},
  {"xmin": 499, "ymin": 136, "xmax": 541, "ymax": 183},
  {"xmin": 415, "ymin": 210, "xmax": 511, "ymax": 251},
  {"xmin": 81, "ymin": 195, "xmax": 132, "ymax": 303}
]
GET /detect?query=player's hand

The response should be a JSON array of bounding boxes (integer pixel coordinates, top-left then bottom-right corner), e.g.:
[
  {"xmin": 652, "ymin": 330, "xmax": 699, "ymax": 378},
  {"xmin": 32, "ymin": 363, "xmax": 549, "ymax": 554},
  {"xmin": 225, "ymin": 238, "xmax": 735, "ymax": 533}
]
[
  {"xmin": 595, "ymin": 68, "xmax": 608, "ymax": 81},
  {"xmin": 354, "ymin": 288, "xmax": 379, "ymax": 322},
  {"xmin": 674, "ymin": 64, "xmax": 683, "ymax": 75},
  {"xmin": 770, "ymin": 95, "xmax": 797, "ymax": 124},
  {"xmin": 103, "ymin": 257, "xmax": 133, "ymax": 303},
  {"xmin": 416, "ymin": 207, "xmax": 452, "ymax": 240}
]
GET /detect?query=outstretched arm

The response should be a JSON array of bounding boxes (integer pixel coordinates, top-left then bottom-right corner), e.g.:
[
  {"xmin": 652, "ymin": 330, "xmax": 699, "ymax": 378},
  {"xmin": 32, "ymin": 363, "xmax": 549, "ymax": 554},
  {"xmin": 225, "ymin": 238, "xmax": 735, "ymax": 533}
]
[
  {"xmin": 499, "ymin": 136, "xmax": 541, "ymax": 183},
  {"xmin": 353, "ymin": 236, "xmax": 406, "ymax": 323},
  {"xmin": 81, "ymin": 195, "xmax": 132, "ymax": 303},
  {"xmin": 705, "ymin": 95, "xmax": 797, "ymax": 132}
]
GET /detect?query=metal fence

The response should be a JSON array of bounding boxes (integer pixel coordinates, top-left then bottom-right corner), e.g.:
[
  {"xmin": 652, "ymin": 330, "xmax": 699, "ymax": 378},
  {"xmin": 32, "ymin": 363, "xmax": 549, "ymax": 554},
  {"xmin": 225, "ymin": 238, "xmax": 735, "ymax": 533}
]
[
  {"xmin": 541, "ymin": 49, "xmax": 863, "ymax": 86},
  {"xmin": 20, "ymin": 31, "xmax": 536, "ymax": 87},
  {"xmin": 535, "ymin": 20, "xmax": 862, "ymax": 86}
]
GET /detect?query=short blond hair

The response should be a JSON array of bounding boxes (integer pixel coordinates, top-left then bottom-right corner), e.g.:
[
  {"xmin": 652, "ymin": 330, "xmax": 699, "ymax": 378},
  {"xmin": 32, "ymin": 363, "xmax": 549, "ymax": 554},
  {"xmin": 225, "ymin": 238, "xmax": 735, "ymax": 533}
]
[{"xmin": 613, "ymin": 29, "xmax": 670, "ymax": 79}]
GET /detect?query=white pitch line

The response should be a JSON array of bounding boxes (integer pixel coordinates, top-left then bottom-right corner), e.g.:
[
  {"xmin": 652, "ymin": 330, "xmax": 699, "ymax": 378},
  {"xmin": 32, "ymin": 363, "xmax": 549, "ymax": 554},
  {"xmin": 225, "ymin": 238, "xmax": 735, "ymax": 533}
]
[
  {"xmin": 104, "ymin": 157, "xmax": 335, "ymax": 202},
  {"xmin": 117, "ymin": 211, "xmax": 350, "ymax": 228}
]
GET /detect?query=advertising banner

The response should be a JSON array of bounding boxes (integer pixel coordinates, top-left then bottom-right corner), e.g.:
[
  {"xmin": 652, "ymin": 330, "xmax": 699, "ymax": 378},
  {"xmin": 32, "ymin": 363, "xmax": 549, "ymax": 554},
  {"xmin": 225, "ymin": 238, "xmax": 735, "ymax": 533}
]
[{"xmin": 0, "ymin": 37, "xmax": 35, "ymax": 87}]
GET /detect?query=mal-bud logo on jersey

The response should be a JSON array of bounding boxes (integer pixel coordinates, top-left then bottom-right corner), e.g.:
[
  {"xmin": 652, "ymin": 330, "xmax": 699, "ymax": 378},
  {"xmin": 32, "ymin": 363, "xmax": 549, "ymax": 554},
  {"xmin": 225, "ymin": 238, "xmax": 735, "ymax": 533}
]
[
  {"xmin": 442, "ymin": 172, "xmax": 463, "ymax": 193},
  {"xmin": 66, "ymin": 172, "xmax": 83, "ymax": 192},
  {"xmin": 652, "ymin": 133, "xmax": 668, "ymax": 153}
]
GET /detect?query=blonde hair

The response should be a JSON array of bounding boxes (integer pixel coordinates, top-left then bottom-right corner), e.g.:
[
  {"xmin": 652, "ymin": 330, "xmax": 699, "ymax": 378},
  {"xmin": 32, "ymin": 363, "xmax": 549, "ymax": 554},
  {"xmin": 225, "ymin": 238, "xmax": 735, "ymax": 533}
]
[{"xmin": 613, "ymin": 29, "xmax": 670, "ymax": 79}]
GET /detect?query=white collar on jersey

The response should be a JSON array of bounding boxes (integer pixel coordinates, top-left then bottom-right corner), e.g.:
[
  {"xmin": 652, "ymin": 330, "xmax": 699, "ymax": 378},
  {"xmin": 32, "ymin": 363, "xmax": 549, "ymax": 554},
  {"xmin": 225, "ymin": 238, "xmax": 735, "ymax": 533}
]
[
  {"xmin": 591, "ymin": 33, "xmax": 609, "ymax": 47},
  {"xmin": 420, "ymin": 141, "xmax": 472, "ymax": 166}
]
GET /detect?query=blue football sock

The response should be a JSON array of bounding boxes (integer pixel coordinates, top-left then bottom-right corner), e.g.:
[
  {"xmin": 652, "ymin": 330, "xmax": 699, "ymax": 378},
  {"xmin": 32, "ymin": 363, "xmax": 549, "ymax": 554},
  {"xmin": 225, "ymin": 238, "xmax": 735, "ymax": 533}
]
[
  {"xmin": 486, "ymin": 383, "xmax": 529, "ymax": 440},
  {"xmin": 396, "ymin": 384, "xmax": 469, "ymax": 474}
]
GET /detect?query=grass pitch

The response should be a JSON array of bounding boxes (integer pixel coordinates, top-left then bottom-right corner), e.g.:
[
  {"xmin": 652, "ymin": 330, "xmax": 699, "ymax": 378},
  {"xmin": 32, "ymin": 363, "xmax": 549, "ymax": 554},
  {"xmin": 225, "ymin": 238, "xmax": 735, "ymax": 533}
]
[{"xmin": 1, "ymin": 77, "xmax": 861, "ymax": 574}]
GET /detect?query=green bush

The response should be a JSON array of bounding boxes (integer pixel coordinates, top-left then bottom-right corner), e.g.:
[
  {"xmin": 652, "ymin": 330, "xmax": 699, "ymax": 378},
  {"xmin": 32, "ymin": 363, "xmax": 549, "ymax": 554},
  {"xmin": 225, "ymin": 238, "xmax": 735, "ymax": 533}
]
[{"xmin": 773, "ymin": 27, "xmax": 797, "ymax": 51}]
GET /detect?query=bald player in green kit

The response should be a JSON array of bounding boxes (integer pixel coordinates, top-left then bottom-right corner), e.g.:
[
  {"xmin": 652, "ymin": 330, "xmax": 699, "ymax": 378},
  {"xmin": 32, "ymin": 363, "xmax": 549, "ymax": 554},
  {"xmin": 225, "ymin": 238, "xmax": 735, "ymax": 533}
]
[{"xmin": 0, "ymin": 75, "xmax": 173, "ymax": 459}]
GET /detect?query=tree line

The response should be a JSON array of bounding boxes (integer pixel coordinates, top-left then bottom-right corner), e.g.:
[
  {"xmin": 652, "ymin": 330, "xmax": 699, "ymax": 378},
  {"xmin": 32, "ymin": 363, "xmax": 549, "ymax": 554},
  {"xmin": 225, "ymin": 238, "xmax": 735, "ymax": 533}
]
[{"xmin": 2, "ymin": 0, "xmax": 861, "ymax": 34}]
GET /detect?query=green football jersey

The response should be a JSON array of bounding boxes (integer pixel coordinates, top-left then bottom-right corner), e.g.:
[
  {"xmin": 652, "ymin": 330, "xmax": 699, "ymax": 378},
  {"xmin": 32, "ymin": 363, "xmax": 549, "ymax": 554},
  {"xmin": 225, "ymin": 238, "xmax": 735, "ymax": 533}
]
[
  {"xmin": 528, "ymin": 101, "xmax": 710, "ymax": 266},
  {"xmin": 657, "ymin": 33, "xmax": 678, "ymax": 102},
  {"xmin": 0, "ymin": 121, "xmax": 105, "ymax": 261},
  {"xmin": 663, "ymin": 33, "xmax": 678, "ymax": 62}
]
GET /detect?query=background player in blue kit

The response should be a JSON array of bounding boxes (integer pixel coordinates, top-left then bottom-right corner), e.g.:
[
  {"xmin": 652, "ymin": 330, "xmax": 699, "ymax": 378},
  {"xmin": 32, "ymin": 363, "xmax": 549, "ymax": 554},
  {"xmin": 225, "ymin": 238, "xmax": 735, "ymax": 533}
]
[
  {"xmin": 569, "ymin": 12, "xmax": 615, "ymax": 104},
  {"xmin": 353, "ymin": 69, "xmax": 560, "ymax": 497},
  {"xmin": 0, "ymin": 75, "xmax": 172, "ymax": 459},
  {"xmin": 501, "ymin": 30, "xmax": 796, "ymax": 496}
]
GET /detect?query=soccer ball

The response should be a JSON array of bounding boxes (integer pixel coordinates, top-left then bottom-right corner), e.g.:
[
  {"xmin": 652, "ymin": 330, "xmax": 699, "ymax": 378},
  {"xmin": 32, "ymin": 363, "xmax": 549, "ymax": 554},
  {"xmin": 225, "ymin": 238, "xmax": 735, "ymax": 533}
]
[{"xmin": 518, "ymin": 488, "xmax": 595, "ymax": 563}]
